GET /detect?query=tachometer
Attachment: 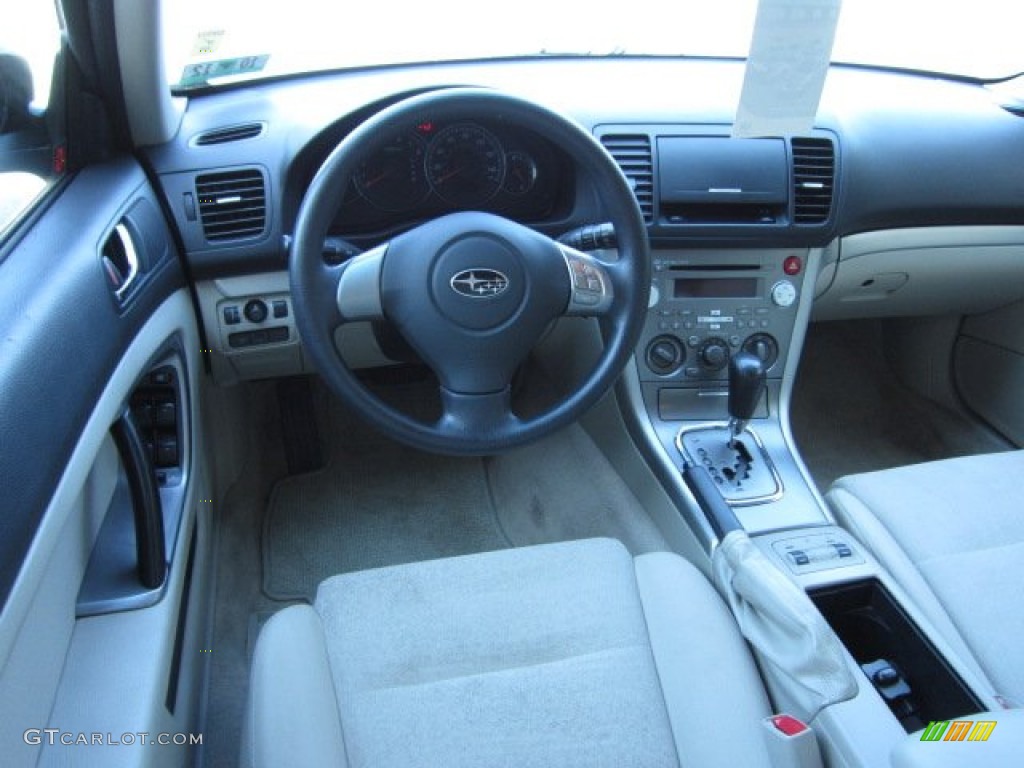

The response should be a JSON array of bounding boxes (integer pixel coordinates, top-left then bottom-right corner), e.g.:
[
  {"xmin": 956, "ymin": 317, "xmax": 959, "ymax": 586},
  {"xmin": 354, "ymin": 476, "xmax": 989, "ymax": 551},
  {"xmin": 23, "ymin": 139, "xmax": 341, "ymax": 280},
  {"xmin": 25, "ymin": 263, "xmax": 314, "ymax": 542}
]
[
  {"xmin": 354, "ymin": 133, "xmax": 429, "ymax": 211},
  {"xmin": 426, "ymin": 123, "xmax": 506, "ymax": 207}
]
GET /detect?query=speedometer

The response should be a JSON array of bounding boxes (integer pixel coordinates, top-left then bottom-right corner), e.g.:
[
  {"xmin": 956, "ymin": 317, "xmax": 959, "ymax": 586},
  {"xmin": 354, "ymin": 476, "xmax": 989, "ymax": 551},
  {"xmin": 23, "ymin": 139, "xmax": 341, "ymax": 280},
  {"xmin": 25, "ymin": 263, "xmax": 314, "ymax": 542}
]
[
  {"xmin": 426, "ymin": 123, "xmax": 506, "ymax": 207},
  {"xmin": 354, "ymin": 133, "xmax": 429, "ymax": 212}
]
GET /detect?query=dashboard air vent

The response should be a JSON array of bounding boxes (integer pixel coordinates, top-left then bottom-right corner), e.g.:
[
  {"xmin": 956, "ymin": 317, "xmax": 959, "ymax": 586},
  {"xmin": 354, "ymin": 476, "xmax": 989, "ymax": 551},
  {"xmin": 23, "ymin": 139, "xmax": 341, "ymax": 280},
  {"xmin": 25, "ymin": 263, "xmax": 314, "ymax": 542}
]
[
  {"xmin": 196, "ymin": 169, "xmax": 267, "ymax": 241},
  {"xmin": 791, "ymin": 137, "xmax": 835, "ymax": 224},
  {"xmin": 193, "ymin": 122, "xmax": 265, "ymax": 146},
  {"xmin": 600, "ymin": 134, "xmax": 654, "ymax": 223}
]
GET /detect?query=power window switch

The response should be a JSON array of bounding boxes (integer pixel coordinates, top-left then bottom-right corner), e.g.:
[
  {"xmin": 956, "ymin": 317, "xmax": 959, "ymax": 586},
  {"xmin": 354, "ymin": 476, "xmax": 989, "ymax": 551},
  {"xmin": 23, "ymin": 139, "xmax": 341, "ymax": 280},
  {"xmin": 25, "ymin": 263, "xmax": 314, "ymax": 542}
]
[
  {"xmin": 155, "ymin": 401, "xmax": 176, "ymax": 428},
  {"xmin": 133, "ymin": 402, "xmax": 154, "ymax": 428},
  {"xmin": 154, "ymin": 434, "xmax": 179, "ymax": 467}
]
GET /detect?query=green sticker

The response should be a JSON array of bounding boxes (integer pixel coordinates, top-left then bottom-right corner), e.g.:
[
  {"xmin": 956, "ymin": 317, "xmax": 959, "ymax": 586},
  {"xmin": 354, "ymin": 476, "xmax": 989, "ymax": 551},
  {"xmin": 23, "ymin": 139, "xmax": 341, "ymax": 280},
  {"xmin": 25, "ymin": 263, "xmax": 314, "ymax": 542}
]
[{"xmin": 178, "ymin": 55, "xmax": 270, "ymax": 88}]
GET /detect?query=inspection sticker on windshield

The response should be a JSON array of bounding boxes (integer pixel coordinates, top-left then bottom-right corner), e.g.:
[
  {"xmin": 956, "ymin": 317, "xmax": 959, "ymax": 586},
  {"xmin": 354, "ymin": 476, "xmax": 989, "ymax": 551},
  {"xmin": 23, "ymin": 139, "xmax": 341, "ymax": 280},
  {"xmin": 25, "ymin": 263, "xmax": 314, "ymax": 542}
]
[
  {"xmin": 191, "ymin": 29, "xmax": 225, "ymax": 56},
  {"xmin": 178, "ymin": 55, "xmax": 269, "ymax": 88}
]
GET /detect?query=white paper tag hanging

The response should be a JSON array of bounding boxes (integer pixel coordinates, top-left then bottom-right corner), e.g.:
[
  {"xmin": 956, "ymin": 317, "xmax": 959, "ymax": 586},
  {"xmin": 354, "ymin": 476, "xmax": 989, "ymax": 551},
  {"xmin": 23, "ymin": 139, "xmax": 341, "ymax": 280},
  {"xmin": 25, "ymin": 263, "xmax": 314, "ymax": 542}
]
[{"xmin": 733, "ymin": 0, "xmax": 843, "ymax": 138}]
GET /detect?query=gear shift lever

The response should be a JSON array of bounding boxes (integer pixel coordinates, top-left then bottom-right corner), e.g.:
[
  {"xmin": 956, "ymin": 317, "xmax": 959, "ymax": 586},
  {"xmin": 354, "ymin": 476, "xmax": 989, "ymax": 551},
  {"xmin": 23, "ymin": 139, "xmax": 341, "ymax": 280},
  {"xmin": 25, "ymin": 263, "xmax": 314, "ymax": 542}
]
[
  {"xmin": 678, "ymin": 351, "xmax": 778, "ymax": 504},
  {"xmin": 728, "ymin": 351, "xmax": 766, "ymax": 445}
]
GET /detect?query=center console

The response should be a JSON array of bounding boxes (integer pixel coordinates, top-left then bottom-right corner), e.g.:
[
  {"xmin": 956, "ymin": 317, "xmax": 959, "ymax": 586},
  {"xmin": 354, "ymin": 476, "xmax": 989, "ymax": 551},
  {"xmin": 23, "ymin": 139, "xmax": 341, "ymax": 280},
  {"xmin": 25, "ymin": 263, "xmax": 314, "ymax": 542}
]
[
  {"xmin": 604, "ymin": 125, "xmax": 1010, "ymax": 768},
  {"xmin": 628, "ymin": 245, "xmax": 827, "ymax": 534},
  {"xmin": 621, "ymin": 244, "xmax": 1007, "ymax": 764}
]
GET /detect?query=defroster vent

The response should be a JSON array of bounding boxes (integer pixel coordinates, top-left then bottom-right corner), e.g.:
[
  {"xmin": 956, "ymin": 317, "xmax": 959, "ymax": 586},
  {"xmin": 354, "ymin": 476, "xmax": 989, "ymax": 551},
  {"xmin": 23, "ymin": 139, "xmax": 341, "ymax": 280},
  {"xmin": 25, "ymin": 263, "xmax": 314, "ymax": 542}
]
[
  {"xmin": 196, "ymin": 169, "xmax": 267, "ymax": 241},
  {"xmin": 601, "ymin": 134, "xmax": 654, "ymax": 223},
  {"xmin": 193, "ymin": 122, "xmax": 265, "ymax": 146},
  {"xmin": 791, "ymin": 138, "xmax": 835, "ymax": 224}
]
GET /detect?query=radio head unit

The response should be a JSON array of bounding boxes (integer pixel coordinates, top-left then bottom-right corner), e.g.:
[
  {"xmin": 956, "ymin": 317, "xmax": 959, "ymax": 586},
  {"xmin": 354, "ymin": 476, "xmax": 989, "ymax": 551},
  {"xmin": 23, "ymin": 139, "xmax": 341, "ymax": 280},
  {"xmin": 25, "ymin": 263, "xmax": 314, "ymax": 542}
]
[{"xmin": 637, "ymin": 249, "xmax": 804, "ymax": 395}]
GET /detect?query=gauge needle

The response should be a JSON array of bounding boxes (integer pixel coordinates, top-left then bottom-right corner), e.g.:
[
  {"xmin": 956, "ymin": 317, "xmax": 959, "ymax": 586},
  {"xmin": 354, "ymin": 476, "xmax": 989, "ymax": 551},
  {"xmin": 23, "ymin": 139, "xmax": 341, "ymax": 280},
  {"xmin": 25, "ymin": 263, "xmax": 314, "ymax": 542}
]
[
  {"xmin": 363, "ymin": 171, "xmax": 389, "ymax": 187},
  {"xmin": 434, "ymin": 167, "xmax": 463, "ymax": 184}
]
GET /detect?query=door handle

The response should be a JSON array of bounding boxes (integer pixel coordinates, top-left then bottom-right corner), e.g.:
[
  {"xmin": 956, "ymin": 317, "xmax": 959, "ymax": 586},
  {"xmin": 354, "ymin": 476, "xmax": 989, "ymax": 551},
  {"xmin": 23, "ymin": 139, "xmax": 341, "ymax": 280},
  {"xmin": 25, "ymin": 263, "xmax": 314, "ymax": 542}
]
[{"xmin": 110, "ymin": 407, "xmax": 166, "ymax": 589}]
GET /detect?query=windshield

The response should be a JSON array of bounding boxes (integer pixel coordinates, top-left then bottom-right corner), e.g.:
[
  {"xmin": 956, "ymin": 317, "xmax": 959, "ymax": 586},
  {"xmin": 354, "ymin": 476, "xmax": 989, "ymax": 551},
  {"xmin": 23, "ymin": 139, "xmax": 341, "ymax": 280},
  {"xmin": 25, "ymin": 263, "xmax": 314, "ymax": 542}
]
[{"xmin": 163, "ymin": 0, "xmax": 1023, "ymax": 90}]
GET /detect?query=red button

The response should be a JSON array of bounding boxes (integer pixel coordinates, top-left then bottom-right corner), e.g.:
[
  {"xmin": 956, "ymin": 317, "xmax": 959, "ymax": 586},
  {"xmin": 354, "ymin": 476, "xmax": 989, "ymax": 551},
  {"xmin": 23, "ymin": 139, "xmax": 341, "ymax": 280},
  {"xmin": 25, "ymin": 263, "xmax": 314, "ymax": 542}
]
[
  {"xmin": 771, "ymin": 714, "xmax": 808, "ymax": 736},
  {"xmin": 783, "ymin": 256, "xmax": 803, "ymax": 276}
]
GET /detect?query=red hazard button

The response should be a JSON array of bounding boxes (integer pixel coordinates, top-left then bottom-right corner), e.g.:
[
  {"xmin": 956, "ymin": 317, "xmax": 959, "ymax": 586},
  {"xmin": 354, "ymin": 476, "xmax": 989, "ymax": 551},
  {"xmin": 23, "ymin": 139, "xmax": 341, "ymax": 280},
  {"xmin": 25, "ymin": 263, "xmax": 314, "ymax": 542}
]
[{"xmin": 783, "ymin": 255, "xmax": 803, "ymax": 276}]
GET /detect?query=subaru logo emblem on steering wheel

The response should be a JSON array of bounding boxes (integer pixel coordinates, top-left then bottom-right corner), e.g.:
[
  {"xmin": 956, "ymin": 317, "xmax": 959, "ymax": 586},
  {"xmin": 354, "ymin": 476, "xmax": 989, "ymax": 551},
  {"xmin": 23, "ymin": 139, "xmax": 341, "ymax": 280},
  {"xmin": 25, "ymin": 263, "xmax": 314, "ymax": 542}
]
[{"xmin": 450, "ymin": 269, "xmax": 510, "ymax": 298}]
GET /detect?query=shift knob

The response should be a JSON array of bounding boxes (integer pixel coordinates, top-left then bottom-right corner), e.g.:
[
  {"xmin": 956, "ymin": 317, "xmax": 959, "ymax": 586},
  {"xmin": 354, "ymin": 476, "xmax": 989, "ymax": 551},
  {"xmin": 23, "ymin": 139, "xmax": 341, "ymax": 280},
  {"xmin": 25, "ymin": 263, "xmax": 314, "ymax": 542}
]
[{"xmin": 728, "ymin": 351, "xmax": 766, "ymax": 438}]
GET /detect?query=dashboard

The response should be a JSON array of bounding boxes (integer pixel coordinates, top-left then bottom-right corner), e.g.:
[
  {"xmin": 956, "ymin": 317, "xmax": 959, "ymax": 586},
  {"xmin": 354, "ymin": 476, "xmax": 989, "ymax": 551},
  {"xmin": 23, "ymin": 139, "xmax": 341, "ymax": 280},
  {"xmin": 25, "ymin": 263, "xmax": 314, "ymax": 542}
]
[
  {"xmin": 147, "ymin": 58, "xmax": 1024, "ymax": 273},
  {"xmin": 142, "ymin": 57, "xmax": 1024, "ymax": 387}
]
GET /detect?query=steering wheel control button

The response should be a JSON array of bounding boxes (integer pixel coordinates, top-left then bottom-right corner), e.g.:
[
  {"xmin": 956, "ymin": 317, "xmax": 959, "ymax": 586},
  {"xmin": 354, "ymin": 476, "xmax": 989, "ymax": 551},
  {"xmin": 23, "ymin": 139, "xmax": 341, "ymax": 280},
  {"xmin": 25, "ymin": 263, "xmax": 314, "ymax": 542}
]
[
  {"xmin": 560, "ymin": 245, "xmax": 613, "ymax": 316},
  {"xmin": 243, "ymin": 298, "xmax": 268, "ymax": 323},
  {"xmin": 770, "ymin": 279, "xmax": 798, "ymax": 308}
]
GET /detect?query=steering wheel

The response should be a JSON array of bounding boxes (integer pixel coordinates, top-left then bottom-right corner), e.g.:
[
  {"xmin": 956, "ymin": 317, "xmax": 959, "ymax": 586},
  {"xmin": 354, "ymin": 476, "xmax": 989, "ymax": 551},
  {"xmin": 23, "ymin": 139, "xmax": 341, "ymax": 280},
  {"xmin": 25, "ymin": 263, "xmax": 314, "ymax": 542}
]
[{"xmin": 290, "ymin": 88, "xmax": 649, "ymax": 455}]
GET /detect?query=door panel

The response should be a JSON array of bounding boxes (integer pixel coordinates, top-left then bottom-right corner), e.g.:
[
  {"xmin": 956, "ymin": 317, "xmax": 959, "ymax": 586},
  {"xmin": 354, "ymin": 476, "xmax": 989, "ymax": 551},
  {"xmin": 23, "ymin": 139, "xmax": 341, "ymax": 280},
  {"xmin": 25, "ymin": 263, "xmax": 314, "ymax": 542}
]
[
  {"xmin": 0, "ymin": 158, "xmax": 184, "ymax": 602},
  {"xmin": 0, "ymin": 157, "xmax": 211, "ymax": 766}
]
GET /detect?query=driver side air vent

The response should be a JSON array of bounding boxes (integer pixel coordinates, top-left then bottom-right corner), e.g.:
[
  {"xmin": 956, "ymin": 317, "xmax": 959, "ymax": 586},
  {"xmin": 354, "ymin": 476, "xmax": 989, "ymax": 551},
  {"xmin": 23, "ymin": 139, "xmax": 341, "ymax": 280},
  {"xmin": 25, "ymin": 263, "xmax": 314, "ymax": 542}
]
[
  {"xmin": 601, "ymin": 134, "xmax": 654, "ymax": 223},
  {"xmin": 196, "ymin": 169, "xmax": 267, "ymax": 241},
  {"xmin": 791, "ymin": 137, "xmax": 835, "ymax": 224},
  {"xmin": 193, "ymin": 122, "xmax": 265, "ymax": 146}
]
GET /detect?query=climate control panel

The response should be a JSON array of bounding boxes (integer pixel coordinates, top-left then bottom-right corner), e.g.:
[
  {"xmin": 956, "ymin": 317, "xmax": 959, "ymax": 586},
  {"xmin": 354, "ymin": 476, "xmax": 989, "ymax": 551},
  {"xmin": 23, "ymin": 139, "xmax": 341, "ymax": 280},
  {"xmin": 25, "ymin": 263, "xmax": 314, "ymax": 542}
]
[{"xmin": 636, "ymin": 248, "xmax": 805, "ymax": 384}]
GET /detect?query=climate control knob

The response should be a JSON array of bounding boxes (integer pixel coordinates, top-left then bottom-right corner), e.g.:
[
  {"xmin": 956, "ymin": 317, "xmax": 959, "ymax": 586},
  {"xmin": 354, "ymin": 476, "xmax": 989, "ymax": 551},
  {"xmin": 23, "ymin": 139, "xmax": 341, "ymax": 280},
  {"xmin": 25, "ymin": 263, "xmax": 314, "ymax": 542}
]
[
  {"xmin": 698, "ymin": 337, "xmax": 730, "ymax": 371},
  {"xmin": 645, "ymin": 335, "xmax": 685, "ymax": 375},
  {"xmin": 742, "ymin": 333, "xmax": 779, "ymax": 369}
]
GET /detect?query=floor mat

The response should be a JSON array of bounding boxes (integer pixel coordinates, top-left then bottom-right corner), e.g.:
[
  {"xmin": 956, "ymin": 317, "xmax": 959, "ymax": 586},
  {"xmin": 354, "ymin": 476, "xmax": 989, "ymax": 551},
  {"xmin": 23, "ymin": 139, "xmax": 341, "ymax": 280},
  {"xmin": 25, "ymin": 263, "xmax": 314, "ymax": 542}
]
[
  {"xmin": 792, "ymin": 320, "xmax": 1010, "ymax": 490},
  {"xmin": 486, "ymin": 424, "xmax": 668, "ymax": 555},
  {"xmin": 263, "ymin": 445, "xmax": 511, "ymax": 601}
]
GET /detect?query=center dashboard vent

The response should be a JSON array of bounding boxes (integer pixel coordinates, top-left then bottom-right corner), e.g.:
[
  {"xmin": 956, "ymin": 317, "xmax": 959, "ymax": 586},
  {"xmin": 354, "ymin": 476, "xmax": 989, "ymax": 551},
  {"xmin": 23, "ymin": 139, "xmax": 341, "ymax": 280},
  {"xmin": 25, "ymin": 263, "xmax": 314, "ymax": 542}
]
[
  {"xmin": 196, "ymin": 169, "xmax": 267, "ymax": 241},
  {"xmin": 192, "ymin": 122, "xmax": 265, "ymax": 146},
  {"xmin": 600, "ymin": 134, "xmax": 654, "ymax": 223},
  {"xmin": 791, "ymin": 137, "xmax": 835, "ymax": 224}
]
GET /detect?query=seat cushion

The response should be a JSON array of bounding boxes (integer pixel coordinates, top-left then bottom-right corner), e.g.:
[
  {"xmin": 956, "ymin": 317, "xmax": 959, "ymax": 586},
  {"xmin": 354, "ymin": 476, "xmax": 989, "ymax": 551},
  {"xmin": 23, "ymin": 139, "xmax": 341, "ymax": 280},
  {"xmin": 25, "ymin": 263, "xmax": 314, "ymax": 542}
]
[
  {"xmin": 244, "ymin": 538, "xmax": 774, "ymax": 768},
  {"xmin": 827, "ymin": 450, "xmax": 1024, "ymax": 705}
]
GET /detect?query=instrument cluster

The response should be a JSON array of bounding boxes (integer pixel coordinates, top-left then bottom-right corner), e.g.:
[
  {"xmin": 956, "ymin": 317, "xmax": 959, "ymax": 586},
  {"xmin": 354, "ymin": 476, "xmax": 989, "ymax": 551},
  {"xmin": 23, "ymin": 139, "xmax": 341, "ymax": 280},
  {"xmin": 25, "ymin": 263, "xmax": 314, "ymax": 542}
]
[{"xmin": 330, "ymin": 119, "xmax": 571, "ymax": 235}]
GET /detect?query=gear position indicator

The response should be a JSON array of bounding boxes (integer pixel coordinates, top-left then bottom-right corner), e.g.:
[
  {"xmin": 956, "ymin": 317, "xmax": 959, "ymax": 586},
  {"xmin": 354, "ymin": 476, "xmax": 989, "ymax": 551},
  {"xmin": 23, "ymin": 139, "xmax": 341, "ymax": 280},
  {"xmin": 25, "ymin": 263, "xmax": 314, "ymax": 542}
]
[{"xmin": 677, "ymin": 425, "xmax": 782, "ymax": 505}]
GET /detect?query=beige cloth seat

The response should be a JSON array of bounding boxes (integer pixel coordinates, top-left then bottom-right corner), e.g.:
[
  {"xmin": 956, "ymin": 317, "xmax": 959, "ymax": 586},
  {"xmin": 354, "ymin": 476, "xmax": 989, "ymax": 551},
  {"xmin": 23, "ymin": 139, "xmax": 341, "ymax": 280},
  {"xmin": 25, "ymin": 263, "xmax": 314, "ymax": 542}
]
[
  {"xmin": 242, "ymin": 538, "xmax": 778, "ymax": 767},
  {"xmin": 827, "ymin": 450, "xmax": 1024, "ymax": 706}
]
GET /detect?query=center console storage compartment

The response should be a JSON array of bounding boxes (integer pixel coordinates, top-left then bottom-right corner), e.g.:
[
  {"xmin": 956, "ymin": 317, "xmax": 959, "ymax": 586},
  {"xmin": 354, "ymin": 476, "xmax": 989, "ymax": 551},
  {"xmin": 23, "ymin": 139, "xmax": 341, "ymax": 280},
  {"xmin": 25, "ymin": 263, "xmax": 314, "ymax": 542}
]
[{"xmin": 809, "ymin": 579, "xmax": 982, "ymax": 732}]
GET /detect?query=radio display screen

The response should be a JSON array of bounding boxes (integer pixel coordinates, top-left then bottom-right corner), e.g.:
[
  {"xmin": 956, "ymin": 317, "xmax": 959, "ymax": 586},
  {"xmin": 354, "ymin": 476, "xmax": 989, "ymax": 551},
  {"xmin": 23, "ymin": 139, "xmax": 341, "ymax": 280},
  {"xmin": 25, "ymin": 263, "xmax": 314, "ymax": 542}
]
[{"xmin": 673, "ymin": 277, "xmax": 758, "ymax": 299}]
